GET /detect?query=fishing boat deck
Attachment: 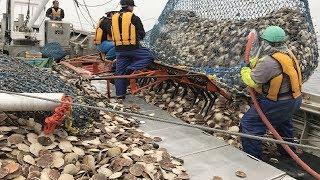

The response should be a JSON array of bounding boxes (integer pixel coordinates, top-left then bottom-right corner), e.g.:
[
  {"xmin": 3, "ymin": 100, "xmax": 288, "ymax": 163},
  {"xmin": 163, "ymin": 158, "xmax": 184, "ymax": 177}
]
[
  {"xmin": 126, "ymin": 95, "xmax": 293, "ymax": 180},
  {"xmin": 91, "ymin": 81, "xmax": 294, "ymax": 180}
]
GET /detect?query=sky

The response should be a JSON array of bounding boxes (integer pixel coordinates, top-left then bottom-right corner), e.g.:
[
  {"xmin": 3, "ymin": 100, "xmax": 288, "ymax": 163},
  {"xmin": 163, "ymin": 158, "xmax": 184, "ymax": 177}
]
[{"xmin": 0, "ymin": 0, "xmax": 319, "ymax": 33}]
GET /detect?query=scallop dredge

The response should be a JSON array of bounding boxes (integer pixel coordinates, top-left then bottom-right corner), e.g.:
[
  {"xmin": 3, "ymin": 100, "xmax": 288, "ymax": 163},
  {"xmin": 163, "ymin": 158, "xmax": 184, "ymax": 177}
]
[
  {"xmin": 151, "ymin": 8, "xmax": 319, "ymax": 95},
  {"xmin": 0, "ymin": 54, "xmax": 99, "ymax": 133}
]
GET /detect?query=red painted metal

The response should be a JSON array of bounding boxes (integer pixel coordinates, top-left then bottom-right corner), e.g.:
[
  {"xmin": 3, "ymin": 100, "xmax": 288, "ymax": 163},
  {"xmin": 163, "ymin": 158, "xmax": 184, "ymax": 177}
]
[
  {"xmin": 60, "ymin": 54, "xmax": 113, "ymax": 76},
  {"xmin": 61, "ymin": 54, "xmax": 230, "ymax": 100},
  {"xmin": 44, "ymin": 96, "xmax": 72, "ymax": 135}
]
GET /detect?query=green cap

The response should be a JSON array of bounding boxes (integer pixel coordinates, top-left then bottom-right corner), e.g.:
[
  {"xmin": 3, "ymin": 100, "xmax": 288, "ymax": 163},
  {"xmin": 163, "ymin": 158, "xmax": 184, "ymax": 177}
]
[{"xmin": 260, "ymin": 26, "xmax": 287, "ymax": 43}]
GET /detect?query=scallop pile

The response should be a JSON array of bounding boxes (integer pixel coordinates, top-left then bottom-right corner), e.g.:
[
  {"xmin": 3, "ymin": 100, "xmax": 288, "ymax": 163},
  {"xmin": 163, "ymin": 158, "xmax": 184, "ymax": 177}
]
[
  {"xmin": 137, "ymin": 84, "xmax": 250, "ymax": 148},
  {"xmin": 150, "ymin": 8, "xmax": 319, "ymax": 94},
  {"xmin": 0, "ymin": 54, "xmax": 98, "ymax": 133},
  {"xmin": 0, "ymin": 112, "xmax": 189, "ymax": 180}
]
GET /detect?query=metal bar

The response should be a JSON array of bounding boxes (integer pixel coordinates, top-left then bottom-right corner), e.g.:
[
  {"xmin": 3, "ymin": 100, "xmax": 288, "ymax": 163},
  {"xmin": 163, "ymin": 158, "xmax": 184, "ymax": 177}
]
[{"xmin": 90, "ymin": 74, "xmax": 204, "ymax": 81}]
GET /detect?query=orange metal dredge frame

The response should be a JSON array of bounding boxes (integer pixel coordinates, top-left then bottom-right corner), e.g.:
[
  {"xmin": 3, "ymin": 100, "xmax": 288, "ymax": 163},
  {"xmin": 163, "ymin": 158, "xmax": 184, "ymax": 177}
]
[
  {"xmin": 60, "ymin": 55, "xmax": 231, "ymax": 115},
  {"xmin": 60, "ymin": 54, "xmax": 113, "ymax": 77}
]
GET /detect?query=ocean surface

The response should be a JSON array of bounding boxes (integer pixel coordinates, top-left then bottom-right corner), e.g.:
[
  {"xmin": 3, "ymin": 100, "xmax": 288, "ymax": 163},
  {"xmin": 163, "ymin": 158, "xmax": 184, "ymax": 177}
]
[{"xmin": 303, "ymin": 67, "xmax": 320, "ymax": 95}]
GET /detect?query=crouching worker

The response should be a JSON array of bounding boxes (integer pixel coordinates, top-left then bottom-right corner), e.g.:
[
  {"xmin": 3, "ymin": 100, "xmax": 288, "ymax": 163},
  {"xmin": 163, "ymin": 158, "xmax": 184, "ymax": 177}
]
[
  {"xmin": 94, "ymin": 10, "xmax": 117, "ymax": 61},
  {"xmin": 240, "ymin": 26, "xmax": 303, "ymax": 159},
  {"xmin": 111, "ymin": 0, "xmax": 155, "ymax": 99}
]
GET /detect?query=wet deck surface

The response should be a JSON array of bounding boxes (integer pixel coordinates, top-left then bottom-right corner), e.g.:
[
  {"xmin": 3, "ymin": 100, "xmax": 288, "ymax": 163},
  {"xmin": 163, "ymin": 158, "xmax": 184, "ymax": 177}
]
[{"xmin": 92, "ymin": 81, "xmax": 294, "ymax": 180}]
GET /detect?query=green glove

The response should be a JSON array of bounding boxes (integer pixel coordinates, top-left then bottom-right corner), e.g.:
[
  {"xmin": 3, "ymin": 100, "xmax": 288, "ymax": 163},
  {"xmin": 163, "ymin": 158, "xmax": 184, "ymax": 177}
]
[{"xmin": 241, "ymin": 67, "xmax": 259, "ymax": 88}]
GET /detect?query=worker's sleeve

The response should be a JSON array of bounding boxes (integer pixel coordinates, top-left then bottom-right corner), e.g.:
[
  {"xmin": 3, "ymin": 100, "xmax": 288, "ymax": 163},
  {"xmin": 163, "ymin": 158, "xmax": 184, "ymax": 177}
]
[
  {"xmin": 132, "ymin": 15, "xmax": 146, "ymax": 40},
  {"xmin": 46, "ymin": 8, "xmax": 52, "ymax": 18},
  {"xmin": 60, "ymin": 9, "xmax": 65, "ymax": 20},
  {"xmin": 251, "ymin": 56, "xmax": 282, "ymax": 84}
]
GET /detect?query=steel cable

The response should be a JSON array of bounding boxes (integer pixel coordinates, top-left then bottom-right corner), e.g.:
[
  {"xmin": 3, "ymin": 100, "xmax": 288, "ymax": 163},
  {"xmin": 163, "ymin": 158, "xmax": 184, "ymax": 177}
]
[{"xmin": 0, "ymin": 90, "xmax": 319, "ymax": 151}]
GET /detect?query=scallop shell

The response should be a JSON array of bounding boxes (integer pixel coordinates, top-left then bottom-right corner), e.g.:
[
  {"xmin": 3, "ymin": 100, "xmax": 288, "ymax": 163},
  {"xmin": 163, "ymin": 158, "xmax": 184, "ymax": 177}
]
[
  {"xmin": 58, "ymin": 140, "xmax": 73, "ymax": 152},
  {"xmin": 30, "ymin": 143, "xmax": 44, "ymax": 157},
  {"xmin": 40, "ymin": 168, "xmax": 51, "ymax": 180},
  {"xmin": 130, "ymin": 148, "xmax": 144, "ymax": 157},
  {"xmin": 64, "ymin": 153, "xmax": 79, "ymax": 164},
  {"xmin": 153, "ymin": 137, "xmax": 162, "ymax": 142},
  {"xmin": 27, "ymin": 133, "xmax": 38, "ymax": 144},
  {"xmin": 52, "ymin": 157, "xmax": 64, "ymax": 169},
  {"xmin": 163, "ymin": 172, "xmax": 176, "ymax": 180},
  {"xmin": 228, "ymin": 126, "xmax": 240, "ymax": 133},
  {"xmin": 62, "ymin": 164, "xmax": 80, "ymax": 175},
  {"xmin": 107, "ymin": 147, "xmax": 122, "ymax": 157},
  {"xmin": 1, "ymin": 147, "xmax": 13, "ymax": 152},
  {"xmin": 213, "ymin": 176, "xmax": 223, "ymax": 180},
  {"xmin": 38, "ymin": 150, "xmax": 51, "ymax": 158},
  {"xmin": 97, "ymin": 166, "xmax": 113, "ymax": 177},
  {"xmin": 159, "ymin": 160, "xmax": 175, "ymax": 171},
  {"xmin": 0, "ymin": 126, "xmax": 13, "ymax": 132},
  {"xmin": 129, "ymin": 164, "xmax": 144, "ymax": 177},
  {"xmin": 48, "ymin": 169, "xmax": 60, "ymax": 180},
  {"xmin": 82, "ymin": 155, "xmax": 95, "ymax": 171},
  {"xmin": 109, "ymin": 172, "xmax": 122, "ymax": 179},
  {"xmin": 4, "ymin": 162, "xmax": 20, "ymax": 174},
  {"xmin": 58, "ymin": 174, "xmax": 74, "ymax": 180},
  {"xmin": 72, "ymin": 146, "xmax": 85, "ymax": 156},
  {"xmin": 83, "ymin": 137, "xmax": 101, "ymax": 146},
  {"xmin": 235, "ymin": 171, "xmax": 247, "ymax": 178},
  {"xmin": 0, "ymin": 169, "xmax": 5, "ymax": 178},
  {"xmin": 37, "ymin": 136, "xmax": 53, "ymax": 146},
  {"xmin": 66, "ymin": 136, "xmax": 78, "ymax": 142},
  {"xmin": 36, "ymin": 154, "xmax": 53, "ymax": 168},
  {"xmin": 178, "ymin": 172, "xmax": 190, "ymax": 179},
  {"xmin": 16, "ymin": 143, "xmax": 30, "ymax": 152},
  {"xmin": 92, "ymin": 173, "xmax": 108, "ymax": 180},
  {"xmin": 7, "ymin": 134, "xmax": 24, "ymax": 144},
  {"xmin": 123, "ymin": 173, "xmax": 137, "ymax": 180},
  {"xmin": 23, "ymin": 155, "xmax": 36, "ymax": 165}
]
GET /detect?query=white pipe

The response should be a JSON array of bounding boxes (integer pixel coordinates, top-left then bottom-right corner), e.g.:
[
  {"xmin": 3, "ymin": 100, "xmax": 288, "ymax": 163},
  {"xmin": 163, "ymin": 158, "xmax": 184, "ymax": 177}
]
[
  {"xmin": 0, "ymin": 93, "xmax": 64, "ymax": 111},
  {"xmin": 27, "ymin": 0, "xmax": 49, "ymax": 28}
]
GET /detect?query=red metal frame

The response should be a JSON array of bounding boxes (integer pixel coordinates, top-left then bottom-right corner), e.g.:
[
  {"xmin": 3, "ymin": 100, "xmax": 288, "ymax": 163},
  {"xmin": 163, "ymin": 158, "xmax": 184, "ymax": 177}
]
[
  {"xmin": 60, "ymin": 54, "xmax": 113, "ymax": 77},
  {"xmin": 60, "ymin": 54, "xmax": 230, "ymax": 100}
]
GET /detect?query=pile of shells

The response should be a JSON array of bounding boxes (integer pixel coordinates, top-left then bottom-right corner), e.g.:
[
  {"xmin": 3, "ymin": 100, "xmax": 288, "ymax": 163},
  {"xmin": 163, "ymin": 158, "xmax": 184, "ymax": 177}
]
[
  {"xmin": 0, "ymin": 54, "xmax": 99, "ymax": 132},
  {"xmin": 149, "ymin": 8, "xmax": 319, "ymax": 95},
  {"xmin": 137, "ymin": 83, "xmax": 250, "ymax": 148},
  {"xmin": 0, "ymin": 111, "xmax": 189, "ymax": 180}
]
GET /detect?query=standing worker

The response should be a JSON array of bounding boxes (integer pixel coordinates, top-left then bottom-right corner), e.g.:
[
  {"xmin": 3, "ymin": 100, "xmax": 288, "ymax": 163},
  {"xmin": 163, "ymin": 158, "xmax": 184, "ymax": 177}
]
[
  {"xmin": 111, "ymin": 0, "xmax": 155, "ymax": 99},
  {"xmin": 46, "ymin": 0, "xmax": 65, "ymax": 21},
  {"xmin": 94, "ymin": 10, "xmax": 117, "ymax": 61},
  {"xmin": 240, "ymin": 26, "xmax": 303, "ymax": 159}
]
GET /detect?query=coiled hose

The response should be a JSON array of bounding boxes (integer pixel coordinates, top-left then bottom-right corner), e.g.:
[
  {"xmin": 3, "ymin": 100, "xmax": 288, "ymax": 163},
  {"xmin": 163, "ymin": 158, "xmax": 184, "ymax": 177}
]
[{"xmin": 245, "ymin": 31, "xmax": 320, "ymax": 179}]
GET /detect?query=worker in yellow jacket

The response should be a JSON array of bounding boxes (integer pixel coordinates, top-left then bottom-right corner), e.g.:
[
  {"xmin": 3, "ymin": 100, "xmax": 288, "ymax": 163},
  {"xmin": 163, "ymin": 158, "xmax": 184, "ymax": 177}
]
[
  {"xmin": 46, "ymin": 0, "xmax": 65, "ymax": 21},
  {"xmin": 111, "ymin": 0, "xmax": 154, "ymax": 99},
  {"xmin": 240, "ymin": 26, "xmax": 303, "ymax": 159}
]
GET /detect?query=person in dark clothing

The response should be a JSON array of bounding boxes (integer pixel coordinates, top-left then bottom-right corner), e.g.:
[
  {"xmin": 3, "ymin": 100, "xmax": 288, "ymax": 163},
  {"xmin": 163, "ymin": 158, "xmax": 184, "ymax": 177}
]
[
  {"xmin": 111, "ymin": 0, "xmax": 154, "ymax": 99},
  {"xmin": 94, "ymin": 10, "xmax": 117, "ymax": 60},
  {"xmin": 46, "ymin": 0, "xmax": 65, "ymax": 21}
]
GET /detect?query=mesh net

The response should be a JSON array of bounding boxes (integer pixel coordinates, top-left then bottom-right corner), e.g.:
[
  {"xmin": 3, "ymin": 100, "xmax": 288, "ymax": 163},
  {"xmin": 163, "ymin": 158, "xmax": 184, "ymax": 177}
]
[{"xmin": 144, "ymin": 0, "xmax": 318, "ymax": 95}]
